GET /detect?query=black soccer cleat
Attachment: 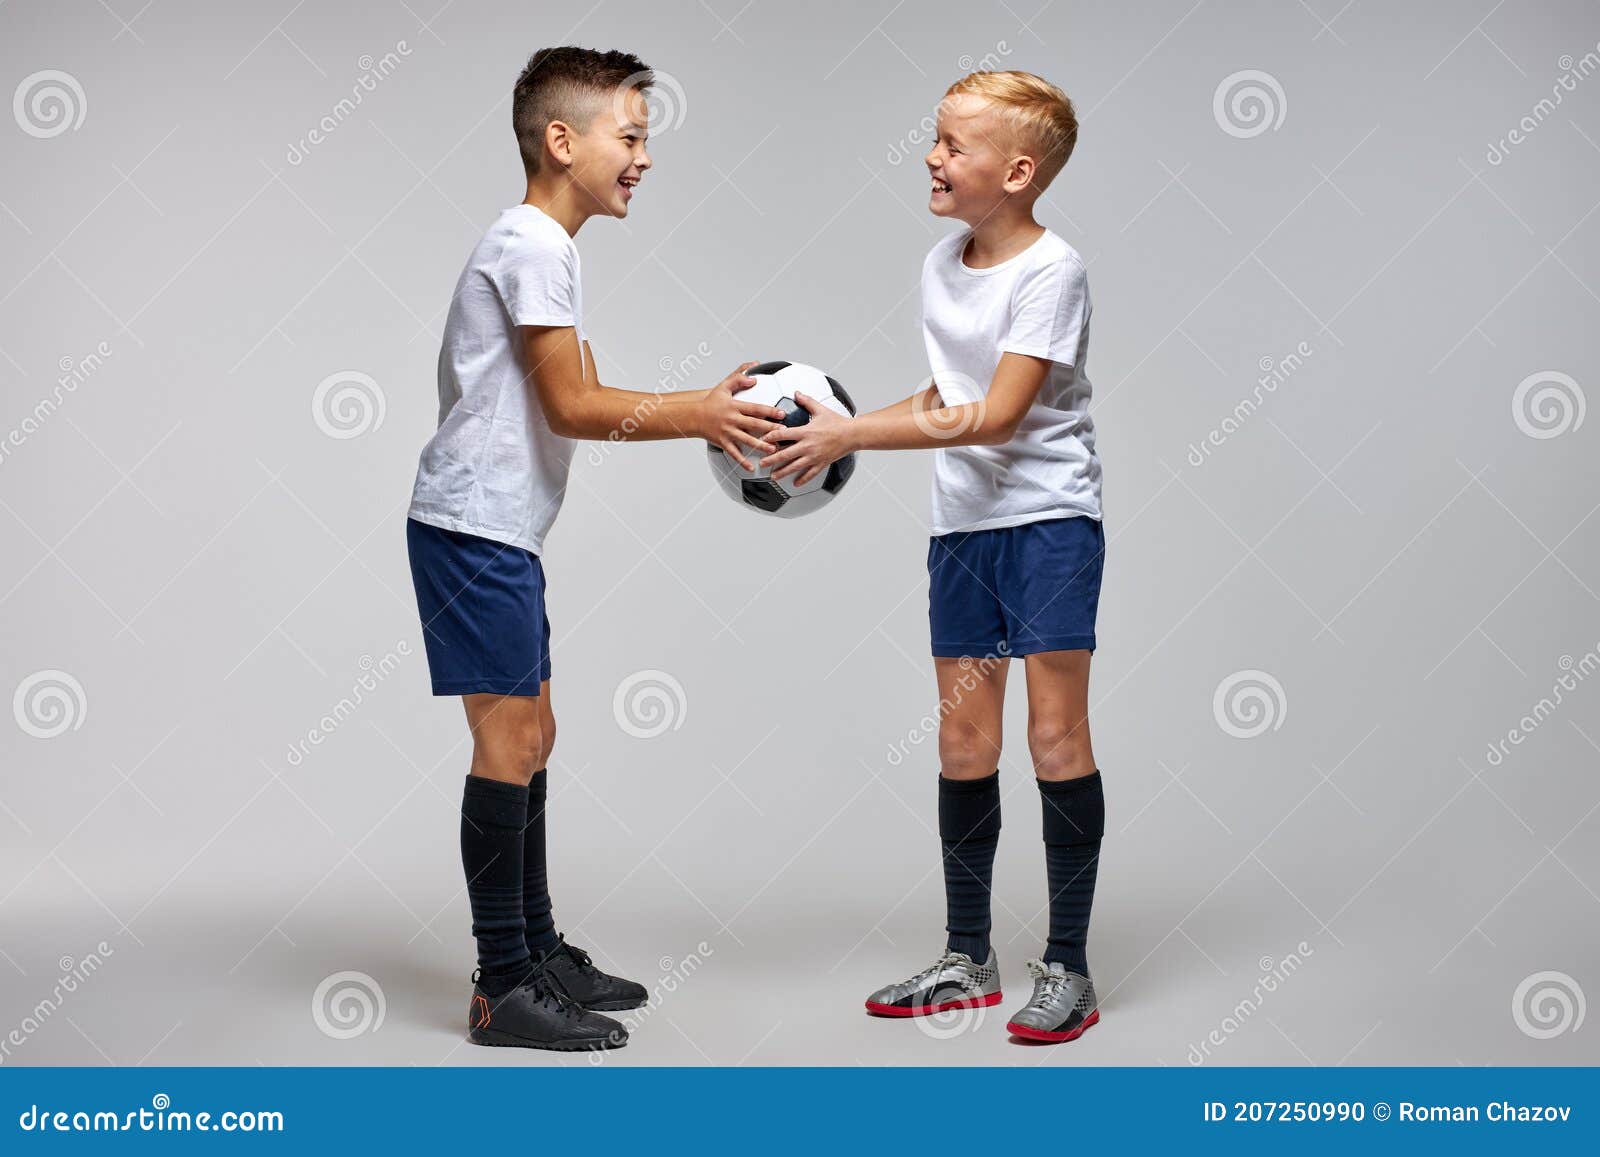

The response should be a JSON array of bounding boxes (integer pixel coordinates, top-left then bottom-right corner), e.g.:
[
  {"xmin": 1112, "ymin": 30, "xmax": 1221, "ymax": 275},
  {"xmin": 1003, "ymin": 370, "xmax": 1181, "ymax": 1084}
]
[
  {"xmin": 467, "ymin": 969, "xmax": 628, "ymax": 1051},
  {"xmin": 536, "ymin": 936, "xmax": 649, "ymax": 1011}
]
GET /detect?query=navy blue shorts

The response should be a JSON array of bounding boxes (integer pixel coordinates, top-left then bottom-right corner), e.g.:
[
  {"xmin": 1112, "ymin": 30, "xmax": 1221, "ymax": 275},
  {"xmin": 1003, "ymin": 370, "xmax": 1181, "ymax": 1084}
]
[
  {"xmin": 928, "ymin": 515, "xmax": 1105, "ymax": 658},
  {"xmin": 405, "ymin": 517, "xmax": 551, "ymax": 697}
]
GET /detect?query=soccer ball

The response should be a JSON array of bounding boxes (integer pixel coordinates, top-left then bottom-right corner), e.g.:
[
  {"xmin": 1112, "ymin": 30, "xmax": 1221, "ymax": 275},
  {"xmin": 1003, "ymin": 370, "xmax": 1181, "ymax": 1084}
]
[{"xmin": 707, "ymin": 361, "xmax": 858, "ymax": 517}]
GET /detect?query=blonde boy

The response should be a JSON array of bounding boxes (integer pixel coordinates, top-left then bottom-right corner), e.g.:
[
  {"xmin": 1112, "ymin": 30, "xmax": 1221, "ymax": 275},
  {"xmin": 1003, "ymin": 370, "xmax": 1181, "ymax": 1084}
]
[{"xmin": 764, "ymin": 72, "xmax": 1104, "ymax": 1043}]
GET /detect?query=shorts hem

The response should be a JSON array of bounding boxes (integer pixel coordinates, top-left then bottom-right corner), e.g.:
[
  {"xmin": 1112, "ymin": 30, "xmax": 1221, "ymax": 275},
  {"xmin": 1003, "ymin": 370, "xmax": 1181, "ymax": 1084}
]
[
  {"xmin": 430, "ymin": 678, "xmax": 546, "ymax": 697},
  {"xmin": 931, "ymin": 641, "xmax": 1013, "ymax": 659},
  {"xmin": 931, "ymin": 635, "xmax": 1095, "ymax": 658},
  {"xmin": 1008, "ymin": 635, "xmax": 1096, "ymax": 656}
]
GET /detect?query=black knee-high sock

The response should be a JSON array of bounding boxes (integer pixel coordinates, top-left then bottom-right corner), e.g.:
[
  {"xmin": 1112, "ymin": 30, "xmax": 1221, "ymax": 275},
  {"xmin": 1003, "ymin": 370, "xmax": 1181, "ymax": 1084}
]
[
  {"xmin": 522, "ymin": 768, "xmax": 559, "ymax": 958},
  {"xmin": 1039, "ymin": 771, "xmax": 1104, "ymax": 976},
  {"xmin": 939, "ymin": 771, "xmax": 1001, "ymax": 961},
  {"xmin": 460, "ymin": 775, "xmax": 532, "ymax": 994}
]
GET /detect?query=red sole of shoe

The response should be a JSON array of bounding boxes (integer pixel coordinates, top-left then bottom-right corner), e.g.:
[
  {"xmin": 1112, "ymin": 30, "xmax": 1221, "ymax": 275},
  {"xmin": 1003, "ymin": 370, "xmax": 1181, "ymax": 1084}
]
[
  {"xmin": 865, "ymin": 990, "xmax": 1003, "ymax": 1018},
  {"xmin": 1006, "ymin": 1008, "xmax": 1100, "ymax": 1042}
]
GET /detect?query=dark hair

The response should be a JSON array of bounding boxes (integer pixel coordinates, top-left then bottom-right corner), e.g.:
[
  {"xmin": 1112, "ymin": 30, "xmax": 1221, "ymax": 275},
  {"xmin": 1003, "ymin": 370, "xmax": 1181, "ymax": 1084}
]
[{"xmin": 513, "ymin": 46, "xmax": 652, "ymax": 176}]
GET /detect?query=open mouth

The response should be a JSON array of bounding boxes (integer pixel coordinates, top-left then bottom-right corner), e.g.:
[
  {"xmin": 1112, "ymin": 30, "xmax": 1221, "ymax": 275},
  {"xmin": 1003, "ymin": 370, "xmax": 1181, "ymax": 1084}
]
[
  {"xmin": 930, "ymin": 178, "xmax": 952, "ymax": 195},
  {"xmin": 617, "ymin": 175, "xmax": 639, "ymax": 197}
]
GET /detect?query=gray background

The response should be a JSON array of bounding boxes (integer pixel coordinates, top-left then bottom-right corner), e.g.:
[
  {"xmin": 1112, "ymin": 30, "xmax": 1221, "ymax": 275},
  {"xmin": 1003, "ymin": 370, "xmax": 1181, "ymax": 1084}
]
[{"xmin": 2, "ymin": 0, "xmax": 1596, "ymax": 1068}]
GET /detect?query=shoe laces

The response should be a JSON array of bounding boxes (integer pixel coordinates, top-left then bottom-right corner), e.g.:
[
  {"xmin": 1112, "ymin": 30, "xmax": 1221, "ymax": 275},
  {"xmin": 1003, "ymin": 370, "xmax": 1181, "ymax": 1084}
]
[
  {"xmin": 558, "ymin": 936, "xmax": 596, "ymax": 973},
  {"xmin": 1025, "ymin": 959, "xmax": 1070, "ymax": 1001},
  {"xmin": 912, "ymin": 950, "xmax": 977, "ymax": 992}
]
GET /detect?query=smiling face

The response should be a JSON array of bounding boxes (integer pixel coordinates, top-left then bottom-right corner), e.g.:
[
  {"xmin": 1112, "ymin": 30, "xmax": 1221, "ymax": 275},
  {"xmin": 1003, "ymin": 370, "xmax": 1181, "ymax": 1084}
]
[
  {"xmin": 924, "ymin": 93, "xmax": 1027, "ymax": 224},
  {"xmin": 565, "ymin": 84, "xmax": 652, "ymax": 218}
]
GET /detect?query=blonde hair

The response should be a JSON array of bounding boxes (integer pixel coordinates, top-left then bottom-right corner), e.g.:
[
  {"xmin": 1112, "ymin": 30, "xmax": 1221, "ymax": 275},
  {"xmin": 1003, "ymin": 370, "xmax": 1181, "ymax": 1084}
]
[{"xmin": 943, "ymin": 70, "xmax": 1078, "ymax": 190}]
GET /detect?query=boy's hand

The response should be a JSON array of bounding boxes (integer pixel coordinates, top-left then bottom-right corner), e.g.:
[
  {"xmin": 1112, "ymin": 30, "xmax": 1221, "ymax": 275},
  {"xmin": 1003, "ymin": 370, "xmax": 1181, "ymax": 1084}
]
[
  {"xmin": 698, "ymin": 362, "xmax": 787, "ymax": 471},
  {"xmin": 761, "ymin": 392, "xmax": 856, "ymax": 486}
]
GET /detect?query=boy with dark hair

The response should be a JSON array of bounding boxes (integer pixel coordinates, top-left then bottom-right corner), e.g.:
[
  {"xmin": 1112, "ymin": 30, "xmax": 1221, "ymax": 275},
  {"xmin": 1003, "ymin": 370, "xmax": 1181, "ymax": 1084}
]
[{"xmin": 406, "ymin": 45, "xmax": 784, "ymax": 1051}]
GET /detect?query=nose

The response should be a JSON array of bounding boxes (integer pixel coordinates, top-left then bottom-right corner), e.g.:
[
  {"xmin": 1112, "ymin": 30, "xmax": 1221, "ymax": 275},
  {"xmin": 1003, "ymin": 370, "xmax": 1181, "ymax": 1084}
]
[{"xmin": 637, "ymin": 145, "xmax": 652, "ymax": 171}]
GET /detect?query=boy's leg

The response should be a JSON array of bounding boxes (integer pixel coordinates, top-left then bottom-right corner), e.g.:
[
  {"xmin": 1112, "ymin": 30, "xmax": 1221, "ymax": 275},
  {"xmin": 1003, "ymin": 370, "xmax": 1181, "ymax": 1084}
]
[
  {"xmin": 1022, "ymin": 648, "xmax": 1103, "ymax": 976},
  {"xmin": 460, "ymin": 692, "xmax": 544, "ymax": 994},
  {"xmin": 935, "ymin": 654, "xmax": 1009, "ymax": 961},
  {"xmin": 522, "ymin": 681, "xmax": 560, "ymax": 957}
]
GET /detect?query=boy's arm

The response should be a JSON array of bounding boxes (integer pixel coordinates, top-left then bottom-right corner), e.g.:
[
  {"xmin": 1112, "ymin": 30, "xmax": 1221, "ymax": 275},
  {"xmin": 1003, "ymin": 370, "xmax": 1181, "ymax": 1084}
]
[
  {"xmin": 763, "ymin": 353, "xmax": 1051, "ymax": 485},
  {"xmin": 521, "ymin": 327, "xmax": 785, "ymax": 469}
]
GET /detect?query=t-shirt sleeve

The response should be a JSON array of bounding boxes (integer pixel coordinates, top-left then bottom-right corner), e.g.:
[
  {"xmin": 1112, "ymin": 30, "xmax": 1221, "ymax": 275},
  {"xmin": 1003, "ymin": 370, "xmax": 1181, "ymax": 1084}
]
[
  {"xmin": 1001, "ymin": 256, "xmax": 1089, "ymax": 368},
  {"xmin": 490, "ymin": 228, "xmax": 578, "ymax": 328}
]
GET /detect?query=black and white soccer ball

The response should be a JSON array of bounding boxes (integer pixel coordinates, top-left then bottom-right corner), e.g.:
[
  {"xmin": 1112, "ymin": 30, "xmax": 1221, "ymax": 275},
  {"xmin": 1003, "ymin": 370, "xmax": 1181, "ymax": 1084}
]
[{"xmin": 707, "ymin": 361, "xmax": 857, "ymax": 518}]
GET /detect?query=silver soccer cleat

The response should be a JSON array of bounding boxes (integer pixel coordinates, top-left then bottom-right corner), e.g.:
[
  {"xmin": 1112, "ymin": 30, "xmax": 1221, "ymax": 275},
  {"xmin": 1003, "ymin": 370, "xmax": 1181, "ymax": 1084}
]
[
  {"xmin": 1005, "ymin": 959, "xmax": 1100, "ymax": 1042},
  {"xmin": 864, "ymin": 948, "xmax": 1002, "ymax": 1018}
]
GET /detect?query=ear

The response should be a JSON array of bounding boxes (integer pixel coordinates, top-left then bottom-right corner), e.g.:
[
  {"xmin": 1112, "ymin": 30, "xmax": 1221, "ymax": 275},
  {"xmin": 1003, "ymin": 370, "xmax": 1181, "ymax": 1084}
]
[
  {"xmin": 544, "ymin": 119, "xmax": 576, "ymax": 170},
  {"xmin": 1003, "ymin": 154, "xmax": 1037, "ymax": 194}
]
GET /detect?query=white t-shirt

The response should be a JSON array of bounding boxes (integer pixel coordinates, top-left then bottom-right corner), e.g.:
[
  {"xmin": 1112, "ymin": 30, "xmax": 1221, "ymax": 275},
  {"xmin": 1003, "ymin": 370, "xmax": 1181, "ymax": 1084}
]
[
  {"xmin": 921, "ymin": 227, "xmax": 1101, "ymax": 535},
  {"xmin": 408, "ymin": 204, "xmax": 584, "ymax": 555}
]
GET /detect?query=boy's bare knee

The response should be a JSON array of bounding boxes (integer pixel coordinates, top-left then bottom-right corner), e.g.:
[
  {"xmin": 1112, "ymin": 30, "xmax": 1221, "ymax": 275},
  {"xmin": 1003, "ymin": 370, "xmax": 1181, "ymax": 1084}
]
[
  {"xmin": 1028, "ymin": 717, "xmax": 1092, "ymax": 780},
  {"xmin": 939, "ymin": 719, "xmax": 997, "ymax": 779}
]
